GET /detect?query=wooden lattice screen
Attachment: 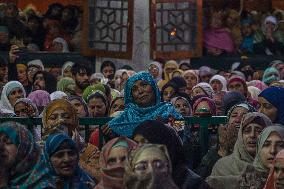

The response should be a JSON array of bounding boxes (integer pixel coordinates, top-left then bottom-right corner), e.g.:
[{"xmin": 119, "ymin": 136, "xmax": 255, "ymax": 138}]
[
  {"xmin": 82, "ymin": 0, "xmax": 134, "ymax": 59},
  {"xmin": 150, "ymin": 0, "xmax": 203, "ymax": 60}
]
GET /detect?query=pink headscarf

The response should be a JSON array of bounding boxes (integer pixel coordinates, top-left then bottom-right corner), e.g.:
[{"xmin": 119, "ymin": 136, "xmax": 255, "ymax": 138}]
[
  {"xmin": 263, "ymin": 149, "xmax": 284, "ymax": 189},
  {"xmin": 27, "ymin": 90, "xmax": 51, "ymax": 108},
  {"xmin": 182, "ymin": 70, "xmax": 199, "ymax": 83},
  {"xmin": 247, "ymin": 80, "xmax": 268, "ymax": 91}
]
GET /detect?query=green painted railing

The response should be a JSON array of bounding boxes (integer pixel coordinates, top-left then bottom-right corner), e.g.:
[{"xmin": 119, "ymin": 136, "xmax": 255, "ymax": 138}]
[{"xmin": 0, "ymin": 116, "xmax": 227, "ymax": 155}]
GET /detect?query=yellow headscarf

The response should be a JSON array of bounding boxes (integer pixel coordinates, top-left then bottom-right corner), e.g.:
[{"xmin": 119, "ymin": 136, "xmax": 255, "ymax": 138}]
[{"xmin": 158, "ymin": 60, "xmax": 178, "ymax": 89}]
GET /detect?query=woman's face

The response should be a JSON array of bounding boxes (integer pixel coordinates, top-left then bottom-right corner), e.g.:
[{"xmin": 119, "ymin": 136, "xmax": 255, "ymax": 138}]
[
  {"xmin": 162, "ymin": 86, "xmax": 175, "ymax": 102},
  {"xmin": 260, "ymin": 132, "xmax": 284, "ymax": 169},
  {"xmin": 109, "ymin": 98, "xmax": 124, "ymax": 116},
  {"xmin": 228, "ymin": 107, "xmax": 249, "ymax": 129},
  {"xmin": 102, "ymin": 66, "xmax": 115, "ymax": 79},
  {"xmin": 50, "ymin": 144, "xmax": 78, "ymax": 177},
  {"xmin": 8, "ymin": 87, "xmax": 24, "ymax": 107},
  {"xmin": 258, "ymin": 97, "xmax": 278, "ymax": 123},
  {"xmin": 192, "ymin": 87, "xmax": 206, "ymax": 98},
  {"xmin": 63, "ymin": 66, "xmax": 72, "ymax": 78},
  {"xmin": 52, "ymin": 41, "xmax": 63, "ymax": 52},
  {"xmin": 0, "ymin": 132, "xmax": 17, "ymax": 169},
  {"xmin": 33, "ymin": 73, "xmax": 45, "ymax": 91},
  {"xmin": 273, "ymin": 158, "xmax": 284, "ymax": 189},
  {"xmin": 107, "ymin": 146, "xmax": 128, "ymax": 168},
  {"xmin": 228, "ymin": 81, "xmax": 246, "ymax": 96},
  {"xmin": 242, "ymin": 123, "xmax": 264, "ymax": 157},
  {"xmin": 133, "ymin": 147, "xmax": 169, "ymax": 176},
  {"xmin": 211, "ymin": 80, "xmax": 223, "ymax": 92},
  {"xmin": 14, "ymin": 102, "xmax": 36, "ymax": 117},
  {"xmin": 183, "ymin": 73, "xmax": 197, "ymax": 90},
  {"xmin": 17, "ymin": 67, "xmax": 27, "ymax": 84},
  {"xmin": 174, "ymin": 98, "xmax": 190, "ymax": 116},
  {"xmin": 88, "ymin": 97, "xmax": 107, "ymax": 117},
  {"xmin": 148, "ymin": 64, "xmax": 159, "ymax": 78},
  {"xmin": 164, "ymin": 65, "xmax": 177, "ymax": 75},
  {"xmin": 132, "ymin": 80, "xmax": 155, "ymax": 107},
  {"xmin": 46, "ymin": 108, "xmax": 73, "ymax": 134},
  {"xmin": 70, "ymin": 99, "xmax": 87, "ymax": 118}
]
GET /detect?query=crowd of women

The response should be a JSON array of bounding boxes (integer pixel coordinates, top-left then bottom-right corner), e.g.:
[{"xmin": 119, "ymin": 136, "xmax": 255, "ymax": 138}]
[{"xmin": 0, "ymin": 52, "xmax": 284, "ymax": 188}]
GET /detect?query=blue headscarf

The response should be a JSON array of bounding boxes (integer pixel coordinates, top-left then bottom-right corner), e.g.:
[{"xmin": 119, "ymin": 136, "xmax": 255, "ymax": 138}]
[
  {"xmin": 259, "ymin": 87, "xmax": 284, "ymax": 125},
  {"xmin": 28, "ymin": 133, "xmax": 94, "ymax": 189},
  {"xmin": 108, "ymin": 71, "xmax": 183, "ymax": 137}
]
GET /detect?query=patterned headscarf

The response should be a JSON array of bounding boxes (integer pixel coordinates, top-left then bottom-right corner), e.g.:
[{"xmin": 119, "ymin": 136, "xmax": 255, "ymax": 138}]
[
  {"xmin": 27, "ymin": 90, "xmax": 50, "ymax": 110},
  {"xmin": 192, "ymin": 82, "xmax": 214, "ymax": 99},
  {"xmin": 262, "ymin": 67, "xmax": 280, "ymax": 85},
  {"xmin": 108, "ymin": 71, "xmax": 183, "ymax": 137},
  {"xmin": 193, "ymin": 97, "xmax": 217, "ymax": 115},
  {"xmin": 14, "ymin": 98, "xmax": 39, "ymax": 117},
  {"xmin": 56, "ymin": 77, "xmax": 75, "ymax": 93},
  {"xmin": 61, "ymin": 61, "xmax": 74, "ymax": 76}
]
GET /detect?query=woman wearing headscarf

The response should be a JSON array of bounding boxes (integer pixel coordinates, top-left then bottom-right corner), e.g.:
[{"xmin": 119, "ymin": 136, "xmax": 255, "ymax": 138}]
[
  {"xmin": 0, "ymin": 122, "xmax": 53, "ymax": 188},
  {"xmin": 148, "ymin": 61, "xmax": 163, "ymax": 83},
  {"xmin": 57, "ymin": 77, "xmax": 76, "ymax": 95},
  {"xmin": 107, "ymin": 71, "xmax": 182, "ymax": 138},
  {"xmin": 124, "ymin": 144, "xmax": 179, "ymax": 189},
  {"xmin": 191, "ymin": 82, "xmax": 214, "ymax": 101},
  {"xmin": 69, "ymin": 96, "xmax": 89, "ymax": 118},
  {"xmin": 209, "ymin": 75, "xmax": 227, "ymax": 115},
  {"xmin": 258, "ymin": 87, "xmax": 284, "ymax": 125},
  {"xmin": 248, "ymin": 86, "xmax": 261, "ymax": 101},
  {"xmin": 206, "ymin": 112, "xmax": 272, "ymax": 189},
  {"xmin": 52, "ymin": 37, "xmax": 69, "ymax": 52},
  {"xmin": 262, "ymin": 67, "xmax": 281, "ymax": 86},
  {"xmin": 109, "ymin": 96, "xmax": 124, "ymax": 117},
  {"xmin": 94, "ymin": 137, "xmax": 137, "ymax": 189},
  {"xmin": 247, "ymin": 80, "xmax": 268, "ymax": 91},
  {"xmin": 263, "ymin": 149, "xmax": 284, "ymax": 189},
  {"xmin": 182, "ymin": 70, "xmax": 199, "ymax": 96},
  {"xmin": 171, "ymin": 96, "xmax": 192, "ymax": 117},
  {"xmin": 28, "ymin": 90, "xmax": 51, "ymax": 115},
  {"xmin": 114, "ymin": 69, "xmax": 128, "ymax": 92},
  {"xmin": 240, "ymin": 125, "xmax": 284, "ymax": 188},
  {"xmin": 62, "ymin": 61, "xmax": 74, "ymax": 78},
  {"xmin": 161, "ymin": 81, "xmax": 179, "ymax": 102},
  {"xmin": 132, "ymin": 120, "xmax": 206, "ymax": 189},
  {"xmin": 157, "ymin": 60, "xmax": 178, "ymax": 90},
  {"xmin": 36, "ymin": 133, "xmax": 95, "ymax": 188},
  {"xmin": 50, "ymin": 91, "xmax": 68, "ymax": 101},
  {"xmin": 86, "ymin": 90, "xmax": 109, "ymax": 118},
  {"xmin": 0, "ymin": 81, "xmax": 26, "ymax": 114}
]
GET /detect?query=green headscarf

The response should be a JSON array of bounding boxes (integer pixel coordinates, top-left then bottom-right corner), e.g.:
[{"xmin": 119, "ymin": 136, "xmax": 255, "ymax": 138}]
[
  {"xmin": 56, "ymin": 77, "xmax": 75, "ymax": 93},
  {"xmin": 262, "ymin": 67, "xmax": 280, "ymax": 85},
  {"xmin": 82, "ymin": 83, "xmax": 106, "ymax": 102}
]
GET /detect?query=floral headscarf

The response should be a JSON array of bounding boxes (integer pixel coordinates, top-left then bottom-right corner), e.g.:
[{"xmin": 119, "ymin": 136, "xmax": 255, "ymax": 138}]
[{"xmin": 108, "ymin": 71, "xmax": 183, "ymax": 137}]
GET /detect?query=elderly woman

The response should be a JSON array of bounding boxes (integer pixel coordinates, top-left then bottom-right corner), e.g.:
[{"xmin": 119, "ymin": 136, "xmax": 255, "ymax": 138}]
[
  {"xmin": 41, "ymin": 99, "xmax": 84, "ymax": 150},
  {"xmin": 263, "ymin": 149, "xmax": 284, "ymax": 189},
  {"xmin": 124, "ymin": 144, "xmax": 179, "ymax": 189},
  {"xmin": 108, "ymin": 71, "xmax": 182, "ymax": 138},
  {"xmin": 206, "ymin": 112, "xmax": 272, "ymax": 189},
  {"xmin": 94, "ymin": 137, "xmax": 137, "ymax": 189},
  {"xmin": 148, "ymin": 61, "xmax": 163, "ymax": 83},
  {"xmin": 258, "ymin": 87, "xmax": 284, "ymax": 125},
  {"xmin": 132, "ymin": 120, "xmax": 206, "ymax": 189},
  {"xmin": 37, "ymin": 133, "xmax": 94, "ymax": 188},
  {"xmin": 0, "ymin": 81, "xmax": 26, "ymax": 114},
  {"xmin": 239, "ymin": 125, "xmax": 284, "ymax": 188},
  {"xmin": 61, "ymin": 61, "xmax": 74, "ymax": 78},
  {"xmin": 0, "ymin": 122, "xmax": 53, "ymax": 188}
]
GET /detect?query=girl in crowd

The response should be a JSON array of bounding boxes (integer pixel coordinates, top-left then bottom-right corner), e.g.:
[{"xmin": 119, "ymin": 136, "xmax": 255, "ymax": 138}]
[
  {"xmin": 206, "ymin": 112, "xmax": 272, "ymax": 189},
  {"xmin": 124, "ymin": 144, "xmax": 179, "ymax": 189},
  {"xmin": 182, "ymin": 70, "xmax": 199, "ymax": 96},
  {"xmin": 94, "ymin": 137, "xmax": 137, "ymax": 189},
  {"xmin": 209, "ymin": 75, "xmax": 227, "ymax": 115},
  {"xmin": 108, "ymin": 96, "xmax": 124, "ymax": 117},
  {"xmin": 132, "ymin": 120, "xmax": 206, "ymax": 189},
  {"xmin": 240, "ymin": 125, "xmax": 284, "ymax": 188},
  {"xmin": 69, "ymin": 96, "xmax": 89, "ymax": 118},
  {"xmin": 158, "ymin": 60, "xmax": 178, "ymax": 90},
  {"xmin": 258, "ymin": 87, "xmax": 284, "ymax": 125},
  {"xmin": 108, "ymin": 71, "xmax": 182, "ymax": 138},
  {"xmin": 171, "ymin": 96, "xmax": 192, "ymax": 117},
  {"xmin": 27, "ymin": 90, "xmax": 51, "ymax": 114},
  {"xmin": 191, "ymin": 82, "xmax": 214, "ymax": 102},
  {"xmin": 0, "ymin": 81, "xmax": 25, "ymax": 114}
]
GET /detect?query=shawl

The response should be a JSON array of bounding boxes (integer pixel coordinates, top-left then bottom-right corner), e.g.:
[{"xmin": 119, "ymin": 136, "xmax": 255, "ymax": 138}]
[
  {"xmin": 108, "ymin": 71, "xmax": 183, "ymax": 137},
  {"xmin": 95, "ymin": 137, "xmax": 137, "ymax": 189},
  {"xmin": 0, "ymin": 81, "xmax": 26, "ymax": 113},
  {"xmin": 157, "ymin": 60, "xmax": 178, "ymax": 89},
  {"xmin": 204, "ymin": 28, "xmax": 235, "ymax": 53},
  {"xmin": 0, "ymin": 122, "xmax": 53, "ymax": 189},
  {"xmin": 263, "ymin": 149, "xmax": 284, "ymax": 189},
  {"xmin": 210, "ymin": 74, "xmax": 228, "ymax": 91},
  {"xmin": 259, "ymin": 87, "xmax": 284, "ymax": 125},
  {"xmin": 206, "ymin": 112, "xmax": 261, "ymax": 189},
  {"xmin": 253, "ymin": 125, "xmax": 284, "ymax": 172},
  {"xmin": 42, "ymin": 99, "xmax": 78, "ymax": 139},
  {"xmin": 247, "ymin": 80, "xmax": 268, "ymax": 91},
  {"xmin": 14, "ymin": 97, "xmax": 39, "ymax": 117},
  {"xmin": 27, "ymin": 90, "xmax": 51, "ymax": 109},
  {"xmin": 148, "ymin": 61, "xmax": 163, "ymax": 82},
  {"xmin": 61, "ymin": 61, "xmax": 74, "ymax": 76},
  {"xmin": 124, "ymin": 144, "xmax": 179, "ymax": 189},
  {"xmin": 262, "ymin": 67, "xmax": 280, "ymax": 85},
  {"xmin": 38, "ymin": 133, "xmax": 94, "ymax": 188},
  {"xmin": 50, "ymin": 91, "xmax": 68, "ymax": 101}
]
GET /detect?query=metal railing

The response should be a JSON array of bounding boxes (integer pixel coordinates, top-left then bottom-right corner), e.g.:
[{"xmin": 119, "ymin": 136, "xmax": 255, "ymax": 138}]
[{"xmin": 0, "ymin": 116, "xmax": 227, "ymax": 155}]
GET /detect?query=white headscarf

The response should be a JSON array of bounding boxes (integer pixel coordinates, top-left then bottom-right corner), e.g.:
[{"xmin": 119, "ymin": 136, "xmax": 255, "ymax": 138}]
[
  {"xmin": 50, "ymin": 91, "xmax": 68, "ymax": 101},
  {"xmin": 148, "ymin": 61, "xmax": 163, "ymax": 81},
  {"xmin": 27, "ymin": 59, "xmax": 44, "ymax": 70},
  {"xmin": 53, "ymin": 37, "xmax": 69, "ymax": 52},
  {"xmin": 210, "ymin": 75, "xmax": 228, "ymax": 91},
  {"xmin": 61, "ymin": 61, "xmax": 74, "ymax": 76},
  {"xmin": 0, "ymin": 81, "xmax": 26, "ymax": 113}
]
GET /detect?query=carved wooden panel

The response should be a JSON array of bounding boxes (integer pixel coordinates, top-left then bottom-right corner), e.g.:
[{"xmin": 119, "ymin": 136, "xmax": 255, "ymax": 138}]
[
  {"xmin": 82, "ymin": 0, "xmax": 133, "ymax": 59},
  {"xmin": 150, "ymin": 0, "xmax": 203, "ymax": 60}
]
